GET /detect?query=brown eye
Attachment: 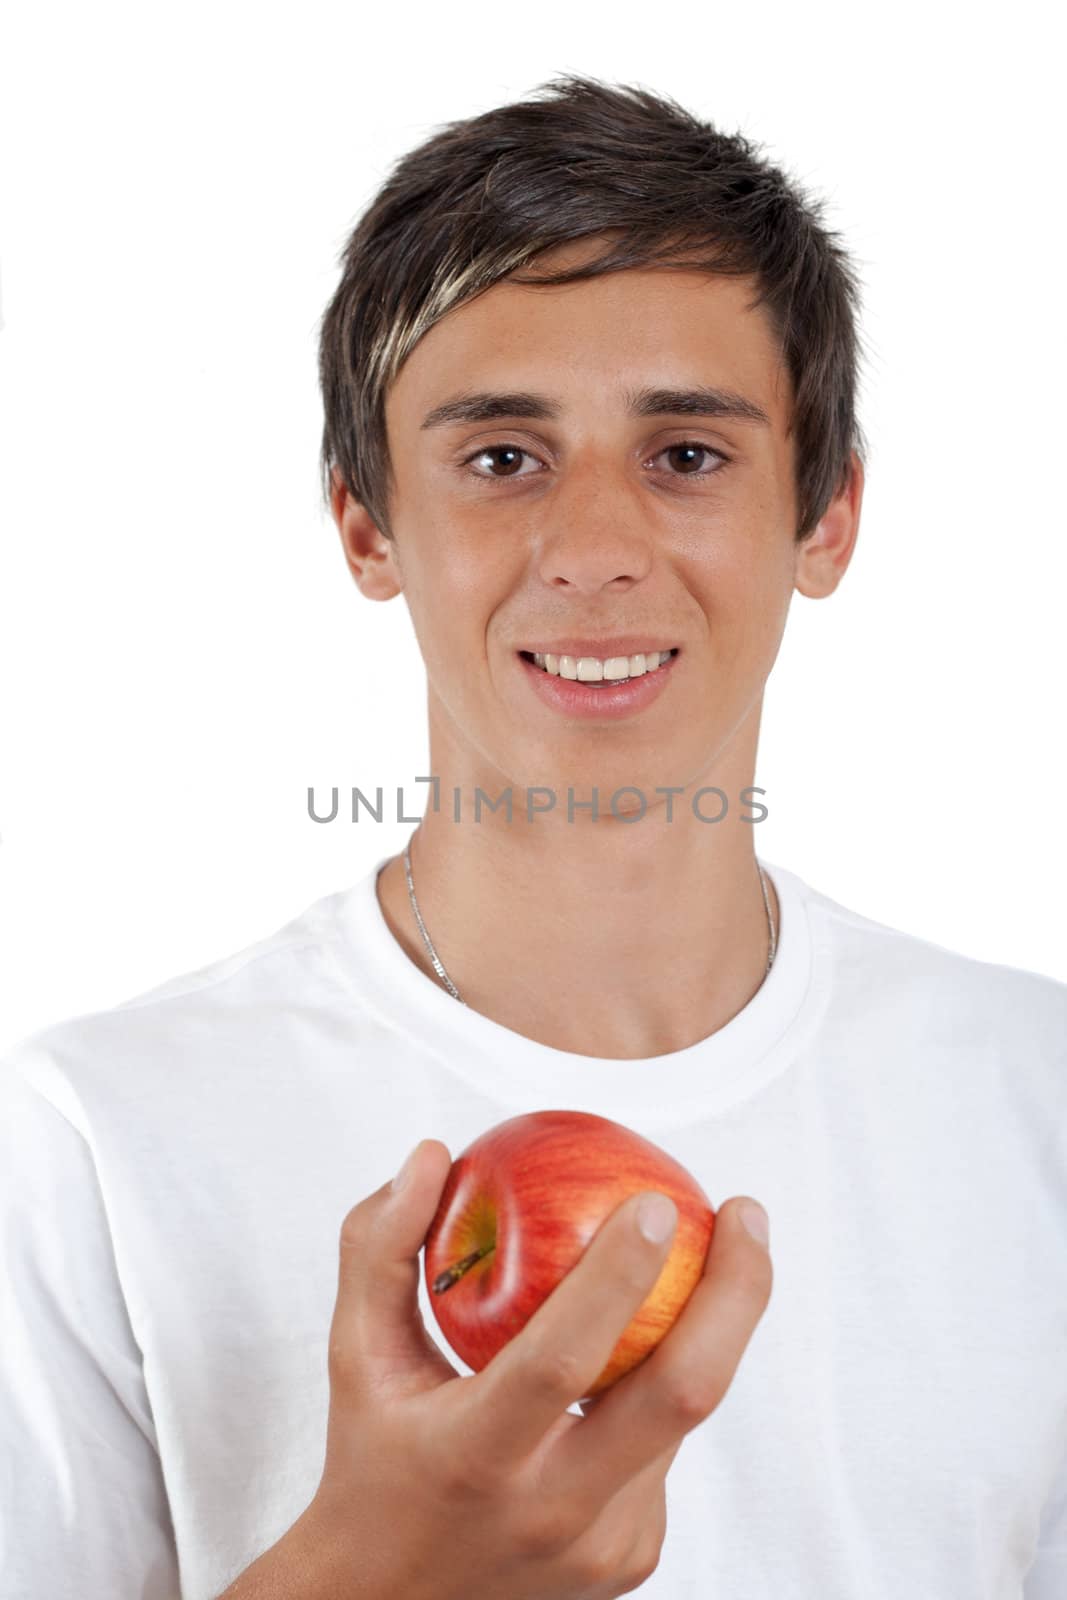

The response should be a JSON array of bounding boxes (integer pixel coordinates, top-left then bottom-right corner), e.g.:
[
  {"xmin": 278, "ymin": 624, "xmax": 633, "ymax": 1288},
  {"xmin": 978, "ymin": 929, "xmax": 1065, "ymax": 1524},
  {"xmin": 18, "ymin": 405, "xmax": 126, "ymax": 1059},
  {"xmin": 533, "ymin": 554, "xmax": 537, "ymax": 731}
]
[
  {"xmin": 659, "ymin": 442, "xmax": 725, "ymax": 475},
  {"xmin": 466, "ymin": 444, "xmax": 538, "ymax": 478}
]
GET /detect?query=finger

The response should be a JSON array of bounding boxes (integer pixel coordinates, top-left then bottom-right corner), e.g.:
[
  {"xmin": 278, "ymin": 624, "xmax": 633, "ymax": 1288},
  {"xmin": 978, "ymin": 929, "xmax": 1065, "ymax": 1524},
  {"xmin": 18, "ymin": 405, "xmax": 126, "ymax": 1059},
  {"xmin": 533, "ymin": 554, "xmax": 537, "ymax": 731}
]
[
  {"xmin": 547, "ymin": 1196, "xmax": 772, "ymax": 1517},
  {"xmin": 329, "ymin": 1138, "xmax": 457, "ymax": 1399},
  {"xmin": 459, "ymin": 1189, "xmax": 680, "ymax": 1476}
]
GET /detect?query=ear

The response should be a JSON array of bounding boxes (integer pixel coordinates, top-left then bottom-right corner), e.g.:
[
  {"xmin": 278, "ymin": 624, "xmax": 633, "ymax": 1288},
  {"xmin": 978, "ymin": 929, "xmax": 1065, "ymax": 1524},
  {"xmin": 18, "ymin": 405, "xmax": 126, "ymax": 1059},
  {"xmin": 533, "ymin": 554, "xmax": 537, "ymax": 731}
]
[
  {"xmin": 793, "ymin": 449, "xmax": 864, "ymax": 599},
  {"xmin": 329, "ymin": 466, "xmax": 404, "ymax": 601}
]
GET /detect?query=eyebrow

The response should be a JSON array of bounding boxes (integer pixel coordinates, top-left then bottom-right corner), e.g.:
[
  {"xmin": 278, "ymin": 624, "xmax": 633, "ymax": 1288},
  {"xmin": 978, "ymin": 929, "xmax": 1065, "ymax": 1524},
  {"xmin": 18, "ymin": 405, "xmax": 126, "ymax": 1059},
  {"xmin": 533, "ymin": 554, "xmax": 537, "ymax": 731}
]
[{"xmin": 419, "ymin": 384, "xmax": 771, "ymax": 432}]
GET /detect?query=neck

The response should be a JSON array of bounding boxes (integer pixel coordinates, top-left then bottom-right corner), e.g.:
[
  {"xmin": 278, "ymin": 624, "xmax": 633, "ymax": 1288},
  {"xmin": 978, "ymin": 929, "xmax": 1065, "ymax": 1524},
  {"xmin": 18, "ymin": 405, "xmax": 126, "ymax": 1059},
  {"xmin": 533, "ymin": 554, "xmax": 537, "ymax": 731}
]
[{"xmin": 374, "ymin": 788, "xmax": 779, "ymax": 1063}]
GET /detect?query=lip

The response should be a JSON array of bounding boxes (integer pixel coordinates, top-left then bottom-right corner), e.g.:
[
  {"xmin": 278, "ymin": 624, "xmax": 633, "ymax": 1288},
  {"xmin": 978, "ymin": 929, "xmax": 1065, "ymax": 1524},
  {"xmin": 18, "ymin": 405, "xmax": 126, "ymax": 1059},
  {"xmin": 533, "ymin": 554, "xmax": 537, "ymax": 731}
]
[
  {"xmin": 517, "ymin": 648, "xmax": 680, "ymax": 721},
  {"xmin": 518, "ymin": 637, "xmax": 679, "ymax": 658}
]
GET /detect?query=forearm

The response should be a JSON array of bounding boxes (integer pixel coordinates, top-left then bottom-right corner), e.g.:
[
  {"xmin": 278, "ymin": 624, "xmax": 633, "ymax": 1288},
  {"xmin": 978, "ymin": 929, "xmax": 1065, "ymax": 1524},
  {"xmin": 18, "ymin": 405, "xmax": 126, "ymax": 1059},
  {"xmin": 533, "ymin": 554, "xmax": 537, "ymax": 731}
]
[{"xmin": 214, "ymin": 1504, "xmax": 360, "ymax": 1600}]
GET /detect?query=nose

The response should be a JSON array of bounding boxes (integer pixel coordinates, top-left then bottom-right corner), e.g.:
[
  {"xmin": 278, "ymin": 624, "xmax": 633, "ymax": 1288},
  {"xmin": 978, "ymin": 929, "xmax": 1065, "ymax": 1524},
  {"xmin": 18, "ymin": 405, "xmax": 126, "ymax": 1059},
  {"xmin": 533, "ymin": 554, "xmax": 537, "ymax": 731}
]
[{"xmin": 534, "ymin": 459, "xmax": 655, "ymax": 595}]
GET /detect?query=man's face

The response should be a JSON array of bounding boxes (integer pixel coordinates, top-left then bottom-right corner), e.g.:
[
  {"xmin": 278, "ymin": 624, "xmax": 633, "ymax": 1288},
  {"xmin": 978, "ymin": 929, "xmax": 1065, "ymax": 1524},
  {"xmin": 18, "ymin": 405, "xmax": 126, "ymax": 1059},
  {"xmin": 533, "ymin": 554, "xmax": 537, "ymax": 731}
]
[{"xmin": 349, "ymin": 241, "xmax": 856, "ymax": 804}]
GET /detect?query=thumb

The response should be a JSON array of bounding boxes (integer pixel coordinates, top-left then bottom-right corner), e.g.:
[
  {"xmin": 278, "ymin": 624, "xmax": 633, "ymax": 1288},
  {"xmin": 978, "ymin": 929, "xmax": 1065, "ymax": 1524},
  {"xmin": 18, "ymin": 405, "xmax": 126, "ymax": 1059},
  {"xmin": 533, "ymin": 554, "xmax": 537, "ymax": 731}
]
[{"xmin": 329, "ymin": 1138, "xmax": 457, "ymax": 1402}]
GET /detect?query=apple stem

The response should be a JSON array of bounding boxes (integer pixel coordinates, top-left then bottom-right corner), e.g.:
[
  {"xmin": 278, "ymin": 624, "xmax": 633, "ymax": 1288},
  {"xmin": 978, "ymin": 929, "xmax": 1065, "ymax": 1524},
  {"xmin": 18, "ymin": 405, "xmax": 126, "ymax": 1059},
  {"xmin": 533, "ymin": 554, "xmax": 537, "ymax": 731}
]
[{"xmin": 432, "ymin": 1242, "xmax": 495, "ymax": 1294}]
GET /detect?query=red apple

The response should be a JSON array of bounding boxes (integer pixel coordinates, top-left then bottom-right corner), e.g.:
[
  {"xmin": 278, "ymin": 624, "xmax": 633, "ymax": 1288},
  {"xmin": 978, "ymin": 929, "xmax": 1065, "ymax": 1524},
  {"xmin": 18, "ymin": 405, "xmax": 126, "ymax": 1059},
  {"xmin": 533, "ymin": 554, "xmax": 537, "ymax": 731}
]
[{"xmin": 423, "ymin": 1109, "xmax": 715, "ymax": 1401}]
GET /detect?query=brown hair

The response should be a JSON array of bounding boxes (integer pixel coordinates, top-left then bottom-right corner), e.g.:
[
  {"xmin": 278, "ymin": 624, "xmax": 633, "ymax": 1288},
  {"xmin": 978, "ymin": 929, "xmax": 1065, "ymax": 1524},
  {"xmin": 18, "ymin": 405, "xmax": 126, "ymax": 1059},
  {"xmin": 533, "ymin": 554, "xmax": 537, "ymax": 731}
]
[{"xmin": 318, "ymin": 74, "xmax": 868, "ymax": 542}]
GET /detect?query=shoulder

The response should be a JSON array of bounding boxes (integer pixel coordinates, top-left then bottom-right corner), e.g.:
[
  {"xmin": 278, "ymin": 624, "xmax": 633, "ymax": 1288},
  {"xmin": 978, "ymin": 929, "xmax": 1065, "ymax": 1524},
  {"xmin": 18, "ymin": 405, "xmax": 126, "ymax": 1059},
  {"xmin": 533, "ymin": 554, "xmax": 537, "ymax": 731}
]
[
  {"xmin": 791, "ymin": 869, "xmax": 1067, "ymax": 1060},
  {"xmin": 0, "ymin": 881, "xmax": 362, "ymax": 1132}
]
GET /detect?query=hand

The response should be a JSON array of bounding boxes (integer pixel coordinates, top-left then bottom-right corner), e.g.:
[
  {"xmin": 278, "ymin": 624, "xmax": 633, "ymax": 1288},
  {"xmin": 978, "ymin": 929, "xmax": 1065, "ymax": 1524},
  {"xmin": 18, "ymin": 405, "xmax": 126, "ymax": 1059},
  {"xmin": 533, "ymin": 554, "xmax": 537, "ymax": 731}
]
[{"xmin": 302, "ymin": 1140, "xmax": 773, "ymax": 1600}]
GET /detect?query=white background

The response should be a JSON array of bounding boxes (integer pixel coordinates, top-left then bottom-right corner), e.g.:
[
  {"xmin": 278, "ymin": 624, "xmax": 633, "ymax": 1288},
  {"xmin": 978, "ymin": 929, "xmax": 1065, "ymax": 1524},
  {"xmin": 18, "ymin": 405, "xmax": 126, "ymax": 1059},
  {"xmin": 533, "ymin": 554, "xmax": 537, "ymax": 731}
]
[{"xmin": 1, "ymin": 1, "xmax": 1063, "ymax": 1053}]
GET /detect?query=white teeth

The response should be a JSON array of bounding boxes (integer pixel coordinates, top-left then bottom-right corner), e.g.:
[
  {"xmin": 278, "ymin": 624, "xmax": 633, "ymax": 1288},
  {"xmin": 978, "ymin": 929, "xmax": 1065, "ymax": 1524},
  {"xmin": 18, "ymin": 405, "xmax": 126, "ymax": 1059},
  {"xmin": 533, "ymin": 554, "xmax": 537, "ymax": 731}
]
[{"xmin": 530, "ymin": 650, "xmax": 670, "ymax": 682}]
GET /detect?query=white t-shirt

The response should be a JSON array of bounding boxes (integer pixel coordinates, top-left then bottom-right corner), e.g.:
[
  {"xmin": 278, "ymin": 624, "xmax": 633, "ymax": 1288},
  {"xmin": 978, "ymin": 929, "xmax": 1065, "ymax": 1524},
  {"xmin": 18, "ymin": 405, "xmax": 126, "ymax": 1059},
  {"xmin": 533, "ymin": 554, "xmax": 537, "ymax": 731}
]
[{"xmin": 2, "ymin": 853, "xmax": 1065, "ymax": 1599}]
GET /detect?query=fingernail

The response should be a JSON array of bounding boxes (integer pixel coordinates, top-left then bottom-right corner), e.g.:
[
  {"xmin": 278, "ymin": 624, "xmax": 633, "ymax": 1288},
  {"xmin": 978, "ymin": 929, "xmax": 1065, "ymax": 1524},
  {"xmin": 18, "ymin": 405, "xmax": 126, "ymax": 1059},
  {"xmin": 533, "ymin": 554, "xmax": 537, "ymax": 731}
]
[
  {"xmin": 637, "ymin": 1192, "xmax": 677, "ymax": 1243},
  {"xmin": 740, "ymin": 1200, "xmax": 770, "ymax": 1246},
  {"xmin": 391, "ymin": 1143, "xmax": 419, "ymax": 1194}
]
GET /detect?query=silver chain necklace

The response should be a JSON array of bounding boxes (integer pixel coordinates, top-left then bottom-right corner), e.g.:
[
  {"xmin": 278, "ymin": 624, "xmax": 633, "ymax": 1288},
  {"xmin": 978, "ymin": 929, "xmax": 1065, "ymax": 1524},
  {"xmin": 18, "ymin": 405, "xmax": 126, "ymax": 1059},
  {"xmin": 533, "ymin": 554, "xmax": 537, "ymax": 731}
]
[{"xmin": 402, "ymin": 831, "xmax": 778, "ymax": 1007}]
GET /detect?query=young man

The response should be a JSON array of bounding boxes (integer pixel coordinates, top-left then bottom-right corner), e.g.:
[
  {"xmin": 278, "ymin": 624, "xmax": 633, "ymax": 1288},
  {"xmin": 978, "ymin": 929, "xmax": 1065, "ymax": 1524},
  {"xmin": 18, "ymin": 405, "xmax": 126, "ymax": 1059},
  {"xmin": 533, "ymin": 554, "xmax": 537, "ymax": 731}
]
[{"xmin": 2, "ymin": 75, "xmax": 1065, "ymax": 1600}]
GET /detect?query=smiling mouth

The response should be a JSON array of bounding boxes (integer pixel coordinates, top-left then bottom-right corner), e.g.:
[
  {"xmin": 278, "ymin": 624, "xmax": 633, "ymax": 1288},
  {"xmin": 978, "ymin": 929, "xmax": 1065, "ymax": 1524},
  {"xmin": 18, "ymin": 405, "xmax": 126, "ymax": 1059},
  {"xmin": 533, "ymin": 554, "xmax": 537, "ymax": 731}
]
[{"xmin": 518, "ymin": 648, "xmax": 680, "ymax": 686}]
